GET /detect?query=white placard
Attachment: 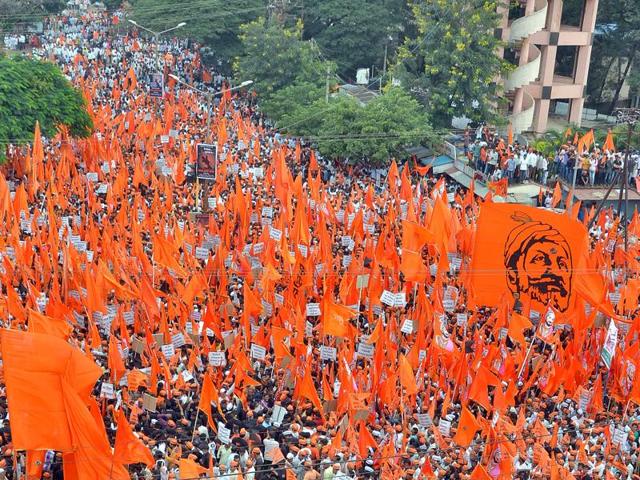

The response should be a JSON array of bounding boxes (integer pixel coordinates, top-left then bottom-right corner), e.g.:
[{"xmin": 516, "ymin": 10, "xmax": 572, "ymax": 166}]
[
  {"xmin": 217, "ymin": 423, "xmax": 231, "ymax": 444},
  {"xmin": 269, "ymin": 227, "xmax": 282, "ymax": 242},
  {"xmin": 100, "ymin": 382, "xmax": 115, "ymax": 399},
  {"xmin": 394, "ymin": 292, "xmax": 406, "ymax": 308},
  {"xmin": 456, "ymin": 313, "xmax": 468, "ymax": 326},
  {"xmin": 195, "ymin": 247, "xmax": 209, "ymax": 260},
  {"xmin": 438, "ymin": 419, "xmax": 452, "ymax": 437},
  {"xmin": 305, "ymin": 303, "xmax": 321, "ymax": 317},
  {"xmin": 171, "ymin": 333, "xmax": 186, "ymax": 349},
  {"xmin": 161, "ymin": 344, "xmax": 176, "ymax": 360},
  {"xmin": 208, "ymin": 351, "xmax": 227, "ymax": 367},
  {"xmin": 250, "ymin": 343, "xmax": 267, "ymax": 361},
  {"xmin": 270, "ymin": 404, "xmax": 287, "ymax": 427},
  {"xmin": 320, "ymin": 345, "xmax": 337, "ymax": 361},
  {"xmin": 443, "ymin": 299, "xmax": 455, "ymax": 312},
  {"xmin": 357, "ymin": 342, "xmax": 374, "ymax": 358},
  {"xmin": 356, "ymin": 274, "xmax": 370, "ymax": 289},
  {"xmin": 401, "ymin": 319, "xmax": 414, "ymax": 334},
  {"xmin": 380, "ymin": 290, "xmax": 395, "ymax": 307},
  {"xmin": 416, "ymin": 413, "xmax": 432, "ymax": 427}
]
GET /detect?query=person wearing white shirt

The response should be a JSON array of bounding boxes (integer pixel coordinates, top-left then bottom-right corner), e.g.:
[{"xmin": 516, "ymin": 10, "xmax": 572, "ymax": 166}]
[{"xmin": 519, "ymin": 151, "xmax": 528, "ymax": 182}]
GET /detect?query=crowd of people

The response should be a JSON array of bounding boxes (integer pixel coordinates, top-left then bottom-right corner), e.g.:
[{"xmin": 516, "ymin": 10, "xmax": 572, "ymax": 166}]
[
  {"xmin": 0, "ymin": 4, "xmax": 640, "ymax": 480},
  {"xmin": 464, "ymin": 127, "xmax": 640, "ymax": 188}
]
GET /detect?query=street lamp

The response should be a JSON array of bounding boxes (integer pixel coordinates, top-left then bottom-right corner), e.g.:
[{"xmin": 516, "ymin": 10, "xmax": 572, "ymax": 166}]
[
  {"xmin": 127, "ymin": 19, "xmax": 187, "ymax": 70},
  {"xmin": 169, "ymin": 74, "xmax": 253, "ymax": 131}
]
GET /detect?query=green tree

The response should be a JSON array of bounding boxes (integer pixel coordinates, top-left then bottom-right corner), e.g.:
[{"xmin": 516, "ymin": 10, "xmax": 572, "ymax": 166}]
[
  {"xmin": 0, "ymin": 0, "xmax": 65, "ymax": 31},
  {"xmin": 300, "ymin": 0, "xmax": 410, "ymax": 78},
  {"xmin": 0, "ymin": 55, "xmax": 92, "ymax": 160},
  {"xmin": 281, "ymin": 87, "xmax": 435, "ymax": 166},
  {"xmin": 129, "ymin": 0, "xmax": 267, "ymax": 68},
  {"xmin": 234, "ymin": 17, "xmax": 333, "ymax": 99},
  {"xmin": 586, "ymin": 0, "xmax": 640, "ymax": 111},
  {"xmin": 260, "ymin": 81, "xmax": 326, "ymax": 133},
  {"xmin": 393, "ymin": 0, "xmax": 510, "ymax": 128}
]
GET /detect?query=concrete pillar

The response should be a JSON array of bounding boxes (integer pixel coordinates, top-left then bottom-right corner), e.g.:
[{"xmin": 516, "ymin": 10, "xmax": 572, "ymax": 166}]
[
  {"xmin": 533, "ymin": 98, "xmax": 551, "ymax": 132},
  {"xmin": 569, "ymin": 97, "xmax": 584, "ymax": 124},
  {"xmin": 581, "ymin": 0, "xmax": 599, "ymax": 32}
]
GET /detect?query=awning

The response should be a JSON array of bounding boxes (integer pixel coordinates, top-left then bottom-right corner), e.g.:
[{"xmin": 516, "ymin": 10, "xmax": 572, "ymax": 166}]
[{"xmin": 443, "ymin": 168, "xmax": 490, "ymax": 197}]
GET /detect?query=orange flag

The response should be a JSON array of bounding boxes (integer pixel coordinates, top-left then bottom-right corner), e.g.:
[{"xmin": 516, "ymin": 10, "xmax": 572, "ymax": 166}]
[
  {"xmin": 551, "ymin": 181, "xmax": 563, "ymax": 208},
  {"xmin": 297, "ymin": 363, "xmax": 324, "ymax": 415},
  {"xmin": 108, "ymin": 336, "xmax": 126, "ymax": 383},
  {"xmin": 400, "ymin": 249, "xmax": 428, "ymax": 283},
  {"xmin": 470, "ymin": 203, "xmax": 588, "ymax": 314},
  {"xmin": 1, "ymin": 329, "xmax": 102, "ymax": 450},
  {"xmin": 398, "ymin": 354, "xmax": 418, "ymax": 395},
  {"xmin": 27, "ymin": 308, "xmax": 72, "ymax": 339},
  {"xmin": 508, "ymin": 312, "xmax": 532, "ymax": 346},
  {"xmin": 198, "ymin": 372, "xmax": 218, "ymax": 430},
  {"xmin": 602, "ymin": 129, "xmax": 615, "ymax": 152},
  {"xmin": 26, "ymin": 451, "xmax": 46, "ymax": 479},
  {"xmin": 401, "ymin": 220, "xmax": 434, "ymax": 251},
  {"xmin": 152, "ymin": 234, "xmax": 188, "ymax": 277},
  {"xmin": 114, "ymin": 408, "xmax": 155, "ymax": 466},
  {"xmin": 453, "ymin": 406, "xmax": 481, "ymax": 447},
  {"xmin": 179, "ymin": 458, "xmax": 208, "ymax": 478},
  {"xmin": 470, "ymin": 464, "xmax": 492, "ymax": 480}
]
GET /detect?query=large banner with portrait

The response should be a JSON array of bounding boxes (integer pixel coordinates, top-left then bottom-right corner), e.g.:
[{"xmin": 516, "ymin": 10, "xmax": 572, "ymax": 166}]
[
  {"xmin": 149, "ymin": 72, "xmax": 164, "ymax": 98},
  {"xmin": 470, "ymin": 203, "xmax": 589, "ymax": 315},
  {"xmin": 195, "ymin": 143, "xmax": 217, "ymax": 180}
]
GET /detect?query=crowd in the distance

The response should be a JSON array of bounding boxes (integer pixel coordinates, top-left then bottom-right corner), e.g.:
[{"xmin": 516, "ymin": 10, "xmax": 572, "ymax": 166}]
[
  {"xmin": 463, "ymin": 127, "xmax": 640, "ymax": 188},
  {"xmin": 0, "ymin": 3, "xmax": 639, "ymax": 480}
]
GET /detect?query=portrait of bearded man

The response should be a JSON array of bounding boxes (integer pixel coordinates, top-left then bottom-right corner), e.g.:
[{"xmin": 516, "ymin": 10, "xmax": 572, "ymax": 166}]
[{"xmin": 504, "ymin": 220, "xmax": 572, "ymax": 312}]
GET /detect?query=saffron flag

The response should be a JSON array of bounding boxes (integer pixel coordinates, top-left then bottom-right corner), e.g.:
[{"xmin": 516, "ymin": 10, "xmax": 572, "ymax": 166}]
[
  {"xmin": 1, "ymin": 329, "xmax": 102, "ymax": 451},
  {"xmin": 114, "ymin": 408, "xmax": 155, "ymax": 467},
  {"xmin": 470, "ymin": 203, "xmax": 588, "ymax": 314}
]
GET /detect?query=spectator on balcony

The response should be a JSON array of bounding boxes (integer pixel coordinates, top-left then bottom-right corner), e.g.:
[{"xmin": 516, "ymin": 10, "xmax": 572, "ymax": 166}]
[
  {"xmin": 485, "ymin": 148, "xmax": 498, "ymax": 176},
  {"xmin": 589, "ymin": 155, "xmax": 598, "ymax": 186},
  {"xmin": 526, "ymin": 148, "xmax": 537, "ymax": 181},
  {"xmin": 596, "ymin": 154, "xmax": 607, "ymax": 184},
  {"xmin": 613, "ymin": 154, "xmax": 624, "ymax": 183},
  {"xmin": 537, "ymin": 154, "xmax": 548, "ymax": 186},
  {"xmin": 519, "ymin": 149, "xmax": 529, "ymax": 182}
]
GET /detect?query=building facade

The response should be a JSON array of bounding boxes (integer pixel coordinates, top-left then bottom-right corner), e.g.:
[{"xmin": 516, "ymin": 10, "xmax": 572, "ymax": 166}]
[{"xmin": 498, "ymin": 0, "xmax": 599, "ymax": 133}]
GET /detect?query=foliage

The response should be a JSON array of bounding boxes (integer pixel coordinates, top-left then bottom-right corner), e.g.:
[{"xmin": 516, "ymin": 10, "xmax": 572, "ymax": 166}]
[
  {"xmin": 0, "ymin": 0, "xmax": 65, "ymax": 30},
  {"xmin": 234, "ymin": 17, "xmax": 334, "ymax": 100},
  {"xmin": 586, "ymin": 0, "xmax": 640, "ymax": 111},
  {"xmin": 315, "ymin": 87, "xmax": 436, "ymax": 165},
  {"xmin": 129, "ymin": 0, "xmax": 267, "ymax": 68},
  {"xmin": 393, "ymin": 0, "xmax": 510, "ymax": 128},
  {"xmin": 260, "ymin": 82, "xmax": 326, "ymax": 134},
  {"xmin": 0, "ymin": 55, "xmax": 92, "ymax": 159},
  {"xmin": 300, "ymin": 0, "xmax": 409, "ymax": 78},
  {"xmin": 272, "ymin": 87, "xmax": 435, "ymax": 166}
]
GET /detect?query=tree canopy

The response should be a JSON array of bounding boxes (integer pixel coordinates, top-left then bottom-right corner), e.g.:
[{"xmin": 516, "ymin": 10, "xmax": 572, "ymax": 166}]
[
  {"xmin": 586, "ymin": 0, "xmax": 640, "ymax": 112},
  {"xmin": 129, "ymin": 0, "xmax": 268, "ymax": 68},
  {"xmin": 0, "ymin": 55, "xmax": 92, "ymax": 159},
  {"xmin": 312, "ymin": 87, "xmax": 436, "ymax": 165},
  {"xmin": 393, "ymin": 0, "xmax": 510, "ymax": 128},
  {"xmin": 300, "ymin": 0, "xmax": 410, "ymax": 78},
  {"xmin": 234, "ymin": 17, "xmax": 332, "ymax": 99},
  {"xmin": 0, "ymin": 0, "xmax": 64, "ymax": 31}
]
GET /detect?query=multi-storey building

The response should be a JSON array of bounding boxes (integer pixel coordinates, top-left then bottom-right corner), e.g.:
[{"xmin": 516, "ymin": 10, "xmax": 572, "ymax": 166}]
[{"xmin": 498, "ymin": 0, "xmax": 599, "ymax": 133}]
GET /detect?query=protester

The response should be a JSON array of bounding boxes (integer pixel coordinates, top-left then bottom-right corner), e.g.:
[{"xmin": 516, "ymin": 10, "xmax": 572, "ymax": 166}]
[{"xmin": 1, "ymin": 4, "xmax": 640, "ymax": 480}]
